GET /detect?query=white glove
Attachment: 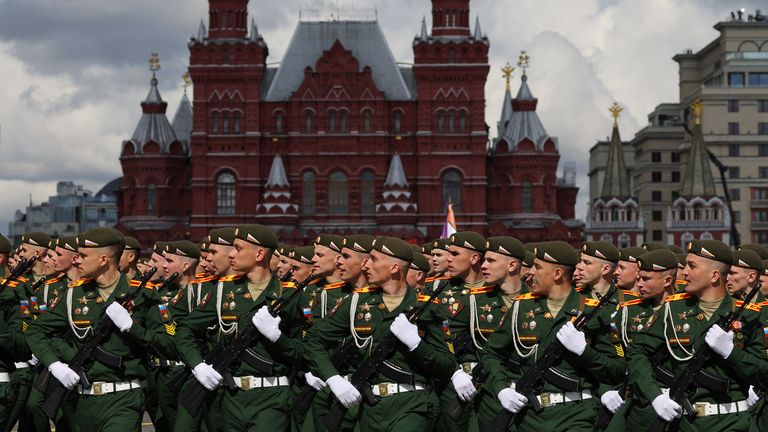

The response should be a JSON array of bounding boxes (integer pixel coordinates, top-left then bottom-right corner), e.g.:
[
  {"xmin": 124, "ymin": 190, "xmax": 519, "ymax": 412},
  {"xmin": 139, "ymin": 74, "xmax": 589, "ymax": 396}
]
[
  {"xmin": 451, "ymin": 369, "xmax": 477, "ymax": 402},
  {"xmin": 192, "ymin": 363, "xmax": 223, "ymax": 391},
  {"xmin": 252, "ymin": 306, "xmax": 282, "ymax": 343},
  {"xmin": 305, "ymin": 372, "xmax": 326, "ymax": 391},
  {"xmin": 29, "ymin": 355, "xmax": 39, "ymax": 367},
  {"xmin": 556, "ymin": 321, "xmax": 587, "ymax": 356},
  {"xmin": 390, "ymin": 313, "xmax": 421, "ymax": 351},
  {"xmin": 651, "ymin": 393, "xmax": 682, "ymax": 422},
  {"xmin": 498, "ymin": 387, "xmax": 528, "ymax": 413},
  {"xmin": 49, "ymin": 361, "xmax": 80, "ymax": 390},
  {"xmin": 601, "ymin": 390, "xmax": 625, "ymax": 414},
  {"xmin": 747, "ymin": 386, "xmax": 760, "ymax": 408},
  {"xmin": 705, "ymin": 325, "xmax": 734, "ymax": 359},
  {"xmin": 327, "ymin": 375, "xmax": 361, "ymax": 408},
  {"xmin": 105, "ymin": 303, "xmax": 133, "ymax": 332}
]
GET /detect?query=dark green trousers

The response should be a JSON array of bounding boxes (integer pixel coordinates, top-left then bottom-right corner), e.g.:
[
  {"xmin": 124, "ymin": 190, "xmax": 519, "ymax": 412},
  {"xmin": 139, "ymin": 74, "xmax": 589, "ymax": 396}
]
[
  {"xmin": 0, "ymin": 382, "xmax": 11, "ymax": 432},
  {"xmin": 304, "ymin": 386, "xmax": 359, "ymax": 432},
  {"xmin": 510, "ymin": 398, "xmax": 597, "ymax": 432},
  {"xmin": 358, "ymin": 390, "xmax": 439, "ymax": 432},
  {"xmin": 475, "ymin": 387, "xmax": 514, "ymax": 432},
  {"xmin": 220, "ymin": 386, "xmax": 292, "ymax": 432},
  {"xmin": 70, "ymin": 388, "xmax": 144, "ymax": 432},
  {"xmin": 675, "ymin": 411, "xmax": 750, "ymax": 432}
]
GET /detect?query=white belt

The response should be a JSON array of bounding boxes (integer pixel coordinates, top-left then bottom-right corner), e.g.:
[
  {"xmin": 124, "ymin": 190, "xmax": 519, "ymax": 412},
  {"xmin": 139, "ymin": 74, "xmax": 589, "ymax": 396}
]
[
  {"xmin": 0, "ymin": 372, "xmax": 10, "ymax": 382},
  {"xmin": 660, "ymin": 389, "xmax": 749, "ymax": 416},
  {"xmin": 460, "ymin": 362, "xmax": 478, "ymax": 374},
  {"xmin": 510, "ymin": 383, "xmax": 591, "ymax": 408},
  {"xmin": 233, "ymin": 376, "xmax": 289, "ymax": 390},
  {"xmin": 77, "ymin": 379, "xmax": 142, "ymax": 396},
  {"xmin": 371, "ymin": 382, "xmax": 427, "ymax": 397},
  {"xmin": 14, "ymin": 362, "xmax": 29, "ymax": 369}
]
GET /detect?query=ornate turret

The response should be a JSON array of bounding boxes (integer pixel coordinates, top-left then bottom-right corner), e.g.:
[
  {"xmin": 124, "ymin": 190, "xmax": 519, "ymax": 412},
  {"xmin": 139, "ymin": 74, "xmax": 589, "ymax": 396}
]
[
  {"xmin": 171, "ymin": 72, "xmax": 193, "ymax": 154},
  {"xmin": 257, "ymin": 154, "xmax": 298, "ymax": 216},
  {"xmin": 600, "ymin": 103, "xmax": 631, "ymax": 199},
  {"xmin": 680, "ymin": 100, "xmax": 717, "ymax": 197}
]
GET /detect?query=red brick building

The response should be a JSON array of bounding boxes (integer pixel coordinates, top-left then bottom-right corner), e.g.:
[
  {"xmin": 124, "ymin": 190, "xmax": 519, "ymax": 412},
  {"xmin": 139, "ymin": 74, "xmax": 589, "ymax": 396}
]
[{"xmin": 116, "ymin": 0, "xmax": 582, "ymax": 248}]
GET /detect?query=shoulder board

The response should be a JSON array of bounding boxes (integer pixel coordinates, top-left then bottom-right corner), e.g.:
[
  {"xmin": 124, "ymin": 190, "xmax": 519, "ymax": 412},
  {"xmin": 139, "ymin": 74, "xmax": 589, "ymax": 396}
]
[
  {"xmin": 324, "ymin": 281, "xmax": 347, "ymax": 290},
  {"xmin": 469, "ymin": 285, "xmax": 496, "ymax": 295},
  {"xmin": 1, "ymin": 279, "xmax": 18, "ymax": 288},
  {"xmin": 622, "ymin": 290, "xmax": 639, "ymax": 298},
  {"xmin": 354, "ymin": 286, "xmax": 376, "ymax": 294},
  {"xmin": 734, "ymin": 300, "xmax": 762, "ymax": 312},
  {"xmin": 665, "ymin": 293, "xmax": 693, "ymax": 302},
  {"xmin": 425, "ymin": 275, "xmax": 450, "ymax": 283},
  {"xmin": 675, "ymin": 280, "xmax": 688, "ymax": 286},
  {"xmin": 417, "ymin": 294, "xmax": 440, "ymax": 304},
  {"xmin": 620, "ymin": 298, "xmax": 644, "ymax": 307},
  {"xmin": 514, "ymin": 293, "xmax": 542, "ymax": 300},
  {"xmin": 584, "ymin": 298, "xmax": 601, "ymax": 307},
  {"xmin": 17, "ymin": 276, "xmax": 29, "ymax": 283},
  {"xmin": 196, "ymin": 275, "xmax": 217, "ymax": 283},
  {"xmin": 194, "ymin": 272, "xmax": 206, "ymax": 279},
  {"xmin": 309, "ymin": 277, "xmax": 322, "ymax": 286},
  {"xmin": 281, "ymin": 281, "xmax": 298, "ymax": 289},
  {"xmin": 45, "ymin": 276, "xmax": 64, "ymax": 285},
  {"xmin": 68, "ymin": 278, "xmax": 92, "ymax": 288},
  {"xmin": 575, "ymin": 286, "xmax": 585, "ymax": 293},
  {"xmin": 760, "ymin": 301, "xmax": 768, "ymax": 307},
  {"xmin": 219, "ymin": 274, "xmax": 245, "ymax": 283}
]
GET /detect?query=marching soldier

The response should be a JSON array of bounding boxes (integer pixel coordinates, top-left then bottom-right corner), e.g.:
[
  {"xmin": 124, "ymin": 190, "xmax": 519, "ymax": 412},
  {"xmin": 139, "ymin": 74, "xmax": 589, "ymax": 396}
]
[
  {"xmin": 197, "ymin": 239, "xmax": 211, "ymax": 278},
  {"xmin": 426, "ymin": 239, "xmax": 451, "ymax": 293},
  {"xmin": 0, "ymin": 235, "xmax": 11, "ymax": 277},
  {"xmin": 727, "ymin": 250, "xmax": 765, "ymax": 303},
  {"xmin": 627, "ymin": 240, "xmax": 765, "ymax": 431},
  {"xmin": 336, "ymin": 235, "xmax": 375, "ymax": 289},
  {"xmin": 305, "ymin": 236, "xmax": 456, "ymax": 431},
  {"xmin": 176, "ymin": 224, "xmax": 304, "ymax": 431},
  {"xmin": 26, "ymin": 228, "xmax": 174, "ymax": 430},
  {"xmin": 613, "ymin": 247, "xmax": 645, "ymax": 294},
  {"xmin": 482, "ymin": 241, "xmax": 606, "ymax": 431},
  {"xmin": 119, "ymin": 236, "xmax": 142, "ymax": 280},
  {"xmin": 407, "ymin": 244, "xmax": 431, "ymax": 293}
]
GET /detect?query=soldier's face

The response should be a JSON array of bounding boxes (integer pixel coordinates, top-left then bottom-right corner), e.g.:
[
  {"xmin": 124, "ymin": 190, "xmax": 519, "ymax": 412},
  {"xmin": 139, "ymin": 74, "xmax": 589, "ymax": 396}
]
[
  {"xmin": 481, "ymin": 251, "xmax": 513, "ymax": 284},
  {"xmin": 337, "ymin": 249, "xmax": 367, "ymax": 283},
  {"xmin": 761, "ymin": 274, "xmax": 768, "ymax": 295},
  {"xmin": 406, "ymin": 268, "xmax": 424, "ymax": 289},
  {"xmin": 119, "ymin": 250, "xmax": 135, "ymax": 273},
  {"xmin": 614, "ymin": 261, "xmax": 639, "ymax": 290},
  {"xmin": 312, "ymin": 245, "xmax": 340, "ymax": 277},
  {"xmin": 207, "ymin": 245, "xmax": 232, "ymax": 276},
  {"xmin": 290, "ymin": 261, "xmax": 313, "ymax": 282},
  {"xmin": 229, "ymin": 239, "xmax": 263, "ymax": 272},
  {"xmin": 431, "ymin": 249, "xmax": 450, "ymax": 273},
  {"xmin": 165, "ymin": 254, "xmax": 190, "ymax": 278},
  {"xmin": 20, "ymin": 244, "xmax": 46, "ymax": 261},
  {"xmin": 149, "ymin": 253, "xmax": 166, "ymax": 281},
  {"xmin": 683, "ymin": 254, "xmax": 727, "ymax": 294},
  {"xmin": 447, "ymin": 246, "xmax": 474, "ymax": 278},
  {"xmin": 577, "ymin": 255, "xmax": 609, "ymax": 286},
  {"xmin": 529, "ymin": 259, "xmax": 555, "ymax": 295},
  {"xmin": 198, "ymin": 252, "xmax": 210, "ymax": 274},
  {"xmin": 637, "ymin": 270, "xmax": 668, "ymax": 300},
  {"xmin": 276, "ymin": 255, "xmax": 290, "ymax": 278},
  {"xmin": 726, "ymin": 266, "xmax": 754, "ymax": 295},
  {"xmin": 363, "ymin": 250, "xmax": 396, "ymax": 285},
  {"xmin": 76, "ymin": 248, "xmax": 107, "ymax": 279}
]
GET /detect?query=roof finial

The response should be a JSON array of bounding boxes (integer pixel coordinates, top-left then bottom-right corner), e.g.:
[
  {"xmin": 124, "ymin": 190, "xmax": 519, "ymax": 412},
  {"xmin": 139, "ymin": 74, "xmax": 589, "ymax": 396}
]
[
  {"xmin": 609, "ymin": 102, "xmax": 623, "ymax": 127},
  {"xmin": 149, "ymin": 53, "xmax": 161, "ymax": 79},
  {"xmin": 182, "ymin": 71, "xmax": 191, "ymax": 96},
  {"xmin": 517, "ymin": 50, "xmax": 530, "ymax": 77},
  {"xmin": 691, "ymin": 99, "xmax": 703, "ymax": 125},
  {"xmin": 501, "ymin": 63, "xmax": 515, "ymax": 91}
]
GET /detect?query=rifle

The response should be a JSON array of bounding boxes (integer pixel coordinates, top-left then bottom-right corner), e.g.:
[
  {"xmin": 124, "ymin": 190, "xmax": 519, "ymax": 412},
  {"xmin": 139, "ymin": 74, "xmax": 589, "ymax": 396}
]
[
  {"xmin": 1, "ymin": 257, "xmax": 37, "ymax": 292},
  {"xmin": 647, "ymin": 279, "xmax": 762, "ymax": 432},
  {"xmin": 292, "ymin": 337, "xmax": 362, "ymax": 417},
  {"xmin": 40, "ymin": 267, "xmax": 157, "ymax": 420},
  {"xmin": 487, "ymin": 286, "xmax": 618, "ymax": 432},
  {"xmin": 322, "ymin": 279, "xmax": 449, "ymax": 432},
  {"xmin": 179, "ymin": 270, "xmax": 310, "ymax": 416}
]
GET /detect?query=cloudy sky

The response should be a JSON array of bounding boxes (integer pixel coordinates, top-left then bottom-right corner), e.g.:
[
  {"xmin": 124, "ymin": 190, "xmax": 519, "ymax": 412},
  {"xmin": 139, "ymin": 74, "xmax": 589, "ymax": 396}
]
[{"xmin": 0, "ymin": 0, "xmax": 762, "ymax": 235}]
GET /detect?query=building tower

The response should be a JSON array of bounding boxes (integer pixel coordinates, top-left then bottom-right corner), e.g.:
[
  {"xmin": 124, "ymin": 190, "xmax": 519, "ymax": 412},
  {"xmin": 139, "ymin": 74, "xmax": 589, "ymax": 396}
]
[{"xmin": 585, "ymin": 103, "xmax": 644, "ymax": 247}]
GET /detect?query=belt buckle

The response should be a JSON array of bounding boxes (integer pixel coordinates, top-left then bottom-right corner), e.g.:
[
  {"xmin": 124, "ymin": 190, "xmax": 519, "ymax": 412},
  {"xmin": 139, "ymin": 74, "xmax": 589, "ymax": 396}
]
[
  {"xmin": 540, "ymin": 392, "xmax": 552, "ymax": 407},
  {"xmin": 378, "ymin": 383, "xmax": 389, "ymax": 397},
  {"xmin": 694, "ymin": 402, "xmax": 707, "ymax": 417},
  {"xmin": 241, "ymin": 377, "xmax": 251, "ymax": 390},
  {"xmin": 93, "ymin": 383, "xmax": 103, "ymax": 396},
  {"xmin": 461, "ymin": 363, "xmax": 472, "ymax": 374}
]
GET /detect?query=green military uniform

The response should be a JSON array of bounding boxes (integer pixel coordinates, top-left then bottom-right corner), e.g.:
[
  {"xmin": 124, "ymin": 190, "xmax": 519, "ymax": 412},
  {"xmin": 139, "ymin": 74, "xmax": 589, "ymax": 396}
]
[
  {"xmin": 424, "ymin": 238, "xmax": 451, "ymax": 295},
  {"xmin": 627, "ymin": 240, "xmax": 766, "ymax": 432},
  {"xmin": 26, "ymin": 228, "xmax": 174, "ymax": 431},
  {"xmin": 0, "ymin": 275, "xmax": 29, "ymax": 431}
]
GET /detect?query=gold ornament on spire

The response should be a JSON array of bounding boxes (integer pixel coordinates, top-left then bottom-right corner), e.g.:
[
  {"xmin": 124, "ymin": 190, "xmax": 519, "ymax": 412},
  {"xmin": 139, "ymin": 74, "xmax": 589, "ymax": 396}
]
[
  {"xmin": 501, "ymin": 63, "xmax": 515, "ymax": 91},
  {"xmin": 148, "ymin": 53, "xmax": 161, "ymax": 77},
  {"xmin": 609, "ymin": 103, "xmax": 623, "ymax": 126},
  {"xmin": 517, "ymin": 50, "xmax": 530, "ymax": 75},
  {"xmin": 691, "ymin": 99, "xmax": 703, "ymax": 125},
  {"xmin": 182, "ymin": 71, "xmax": 192, "ymax": 96}
]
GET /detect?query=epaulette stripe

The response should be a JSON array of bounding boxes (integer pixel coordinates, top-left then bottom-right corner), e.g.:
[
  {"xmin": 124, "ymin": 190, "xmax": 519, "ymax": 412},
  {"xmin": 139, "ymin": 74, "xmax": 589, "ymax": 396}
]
[
  {"xmin": 44, "ymin": 276, "xmax": 64, "ymax": 285},
  {"xmin": 424, "ymin": 277, "xmax": 437, "ymax": 283},
  {"xmin": 282, "ymin": 282, "xmax": 298, "ymax": 289},
  {"xmin": 323, "ymin": 281, "xmax": 347, "ymax": 290},
  {"xmin": 353, "ymin": 287, "xmax": 375, "ymax": 294},
  {"xmin": 622, "ymin": 290, "xmax": 639, "ymax": 298},
  {"xmin": 417, "ymin": 294, "xmax": 440, "ymax": 304},
  {"xmin": 575, "ymin": 286, "xmax": 585, "ymax": 293},
  {"xmin": 759, "ymin": 301, "xmax": 768, "ymax": 307},
  {"xmin": 469, "ymin": 286, "xmax": 496, "ymax": 295},
  {"xmin": 17, "ymin": 276, "xmax": 29, "ymax": 283},
  {"xmin": 196, "ymin": 276, "xmax": 217, "ymax": 283},
  {"xmin": 620, "ymin": 298, "xmax": 644, "ymax": 307},
  {"xmin": 219, "ymin": 274, "xmax": 245, "ymax": 282},
  {"xmin": 664, "ymin": 293, "xmax": 692, "ymax": 302},
  {"xmin": 68, "ymin": 278, "xmax": 92, "ymax": 288},
  {"xmin": 584, "ymin": 298, "xmax": 601, "ymax": 307},
  {"xmin": 309, "ymin": 278, "xmax": 322, "ymax": 285},
  {"xmin": 194, "ymin": 273, "xmax": 206, "ymax": 279},
  {"xmin": 747, "ymin": 303, "xmax": 762, "ymax": 312},
  {"xmin": 675, "ymin": 280, "xmax": 688, "ymax": 285},
  {"xmin": 514, "ymin": 293, "xmax": 541, "ymax": 300}
]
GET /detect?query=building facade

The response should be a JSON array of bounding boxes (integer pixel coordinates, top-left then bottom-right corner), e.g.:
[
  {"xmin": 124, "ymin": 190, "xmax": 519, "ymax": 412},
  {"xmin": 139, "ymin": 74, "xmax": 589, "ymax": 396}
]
[{"xmin": 116, "ymin": 0, "xmax": 581, "ymax": 248}]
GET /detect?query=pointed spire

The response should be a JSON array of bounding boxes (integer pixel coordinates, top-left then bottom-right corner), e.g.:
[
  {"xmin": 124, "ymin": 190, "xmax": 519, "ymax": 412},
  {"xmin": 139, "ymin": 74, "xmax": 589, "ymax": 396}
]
[
  {"xmin": 420, "ymin": 15, "xmax": 428, "ymax": 40},
  {"xmin": 497, "ymin": 63, "xmax": 515, "ymax": 137},
  {"xmin": 473, "ymin": 15, "xmax": 483, "ymax": 40},
  {"xmin": 171, "ymin": 92, "xmax": 193, "ymax": 151},
  {"xmin": 145, "ymin": 53, "xmax": 163, "ymax": 103},
  {"xmin": 249, "ymin": 18, "xmax": 260, "ymax": 42},
  {"xmin": 384, "ymin": 154, "xmax": 408, "ymax": 187},
  {"xmin": 266, "ymin": 154, "xmax": 290, "ymax": 187},
  {"xmin": 600, "ymin": 103, "xmax": 631, "ymax": 198},
  {"xmin": 197, "ymin": 19, "xmax": 207, "ymax": 41},
  {"xmin": 680, "ymin": 100, "xmax": 717, "ymax": 197}
]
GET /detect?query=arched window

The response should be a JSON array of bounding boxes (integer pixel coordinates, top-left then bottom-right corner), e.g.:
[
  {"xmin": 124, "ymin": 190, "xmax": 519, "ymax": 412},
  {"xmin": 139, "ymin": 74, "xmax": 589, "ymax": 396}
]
[
  {"xmin": 442, "ymin": 169, "xmax": 462, "ymax": 211},
  {"xmin": 329, "ymin": 171, "xmax": 348, "ymax": 214},
  {"xmin": 212, "ymin": 112, "xmax": 219, "ymax": 133},
  {"xmin": 393, "ymin": 112, "xmax": 402, "ymax": 134},
  {"xmin": 448, "ymin": 111, "xmax": 456, "ymax": 133},
  {"xmin": 233, "ymin": 112, "xmax": 241, "ymax": 134},
  {"xmin": 222, "ymin": 113, "xmax": 230, "ymax": 134},
  {"xmin": 147, "ymin": 183, "xmax": 157, "ymax": 215},
  {"xmin": 459, "ymin": 111, "xmax": 467, "ymax": 132},
  {"xmin": 437, "ymin": 111, "xmax": 445, "ymax": 133},
  {"xmin": 305, "ymin": 111, "xmax": 314, "ymax": 133},
  {"xmin": 327, "ymin": 110, "xmax": 336, "ymax": 132},
  {"xmin": 360, "ymin": 170, "xmax": 375, "ymax": 214},
  {"xmin": 216, "ymin": 172, "xmax": 236, "ymax": 215},
  {"xmin": 275, "ymin": 113, "xmax": 284, "ymax": 133},
  {"xmin": 302, "ymin": 171, "xmax": 316, "ymax": 215},
  {"xmin": 363, "ymin": 110, "xmax": 372, "ymax": 132},
  {"xmin": 339, "ymin": 111, "xmax": 348, "ymax": 133},
  {"xmin": 521, "ymin": 181, "xmax": 532, "ymax": 212}
]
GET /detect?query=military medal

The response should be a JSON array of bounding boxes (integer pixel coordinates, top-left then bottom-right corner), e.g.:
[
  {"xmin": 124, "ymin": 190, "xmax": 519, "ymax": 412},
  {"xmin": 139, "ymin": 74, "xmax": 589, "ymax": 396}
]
[
  {"xmin": 461, "ymin": 290, "xmax": 468, "ymax": 295},
  {"xmin": 696, "ymin": 313, "xmax": 705, "ymax": 321},
  {"xmin": 357, "ymin": 313, "xmax": 364, "ymax": 320},
  {"xmin": 226, "ymin": 292, "xmax": 235, "ymax": 299},
  {"xmin": 501, "ymin": 306, "xmax": 508, "ymax": 313},
  {"xmin": 364, "ymin": 312, "xmax": 372, "ymax": 321},
  {"xmin": 529, "ymin": 321, "xmax": 536, "ymax": 330},
  {"xmin": 229, "ymin": 301, "xmax": 236, "ymax": 310},
  {"xmin": 82, "ymin": 306, "xmax": 89, "ymax": 315},
  {"xmin": 736, "ymin": 332, "xmax": 744, "ymax": 340},
  {"xmin": 525, "ymin": 310, "xmax": 535, "ymax": 319},
  {"xmin": 378, "ymin": 303, "xmax": 386, "ymax": 310},
  {"xmin": 79, "ymin": 296, "xmax": 88, "ymax": 305},
  {"xmin": 678, "ymin": 312, "xmax": 687, "ymax": 320},
  {"xmin": 481, "ymin": 304, "xmax": 492, "ymax": 313},
  {"xmin": 487, "ymin": 314, "xmax": 493, "ymax": 323},
  {"xmin": 442, "ymin": 298, "xmax": 448, "ymax": 304},
  {"xmin": 521, "ymin": 322, "xmax": 528, "ymax": 329},
  {"xmin": 361, "ymin": 304, "xmax": 371, "ymax": 311},
  {"xmin": 75, "ymin": 308, "xmax": 82, "ymax": 315},
  {"xmin": 632, "ymin": 316, "xmax": 642, "ymax": 323},
  {"xmin": 244, "ymin": 293, "xmax": 252, "ymax": 300},
  {"xmin": 683, "ymin": 324, "xmax": 690, "ymax": 333},
  {"xmin": 543, "ymin": 312, "xmax": 553, "ymax": 319},
  {"xmin": 674, "ymin": 324, "xmax": 681, "ymax": 332},
  {"xmin": 448, "ymin": 297, "xmax": 456, "ymax": 304},
  {"xmin": 95, "ymin": 297, "xmax": 104, "ymax": 304}
]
